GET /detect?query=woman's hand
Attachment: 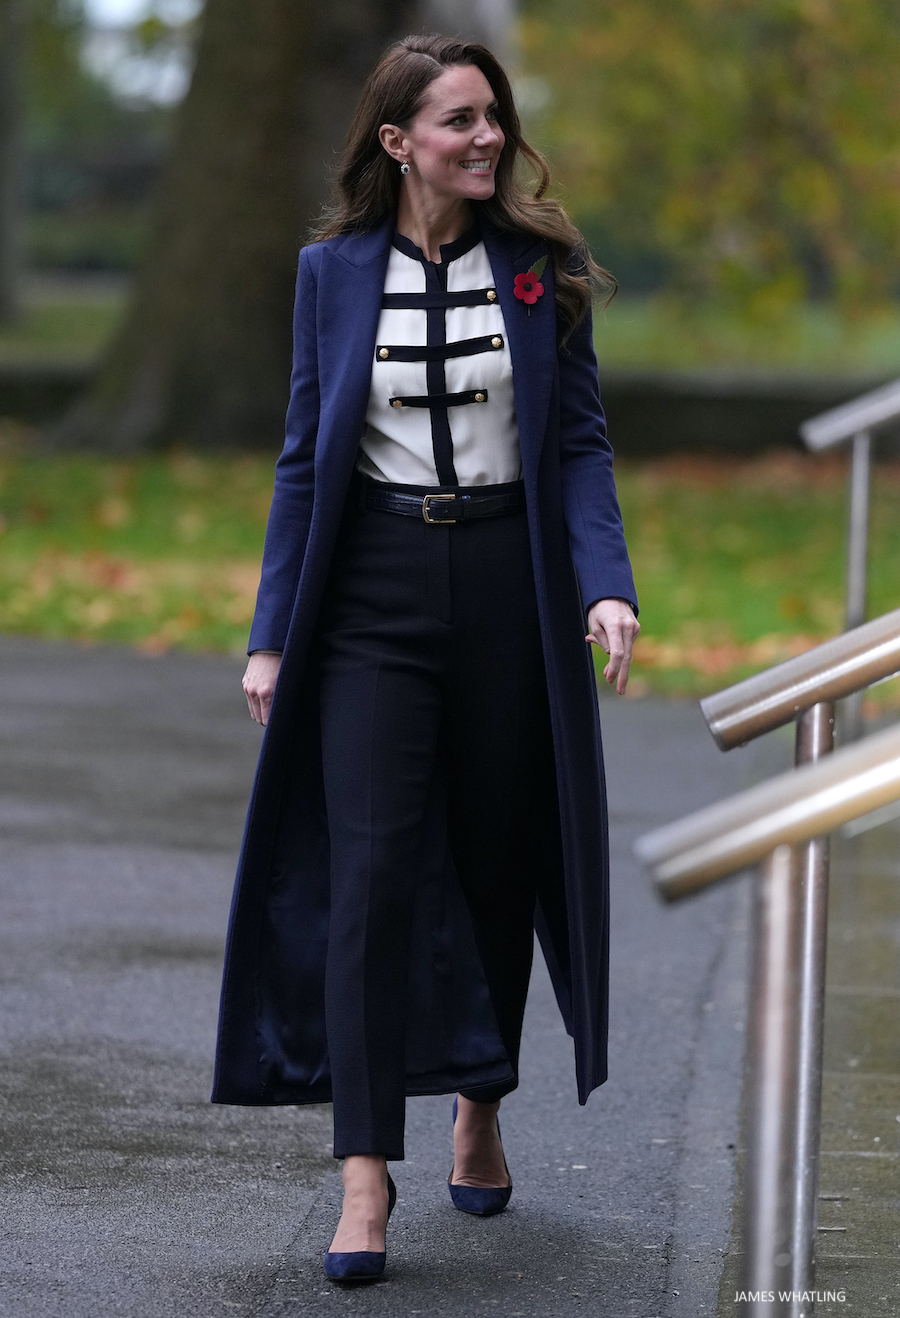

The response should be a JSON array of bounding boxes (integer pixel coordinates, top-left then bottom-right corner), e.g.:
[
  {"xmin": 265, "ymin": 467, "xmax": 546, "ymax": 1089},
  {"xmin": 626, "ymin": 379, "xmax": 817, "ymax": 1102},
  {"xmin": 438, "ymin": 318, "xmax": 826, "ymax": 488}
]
[
  {"xmin": 585, "ymin": 599, "xmax": 640, "ymax": 695},
  {"xmin": 243, "ymin": 651, "xmax": 283, "ymax": 726}
]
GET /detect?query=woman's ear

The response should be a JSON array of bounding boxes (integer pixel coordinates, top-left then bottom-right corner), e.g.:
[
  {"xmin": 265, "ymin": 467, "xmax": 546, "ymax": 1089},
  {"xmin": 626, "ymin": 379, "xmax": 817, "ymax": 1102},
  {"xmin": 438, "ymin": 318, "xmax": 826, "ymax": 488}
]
[{"xmin": 378, "ymin": 123, "xmax": 406, "ymax": 163}]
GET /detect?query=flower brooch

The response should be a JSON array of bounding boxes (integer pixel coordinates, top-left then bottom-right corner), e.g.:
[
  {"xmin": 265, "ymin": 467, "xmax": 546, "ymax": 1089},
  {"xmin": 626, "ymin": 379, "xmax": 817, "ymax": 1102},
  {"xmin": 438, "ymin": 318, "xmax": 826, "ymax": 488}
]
[{"xmin": 513, "ymin": 255, "xmax": 547, "ymax": 314}]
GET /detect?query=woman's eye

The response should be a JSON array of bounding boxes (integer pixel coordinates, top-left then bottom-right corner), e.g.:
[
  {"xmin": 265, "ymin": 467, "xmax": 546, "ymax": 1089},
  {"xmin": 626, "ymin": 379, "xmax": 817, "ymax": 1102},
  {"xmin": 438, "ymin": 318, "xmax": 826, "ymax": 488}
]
[{"xmin": 448, "ymin": 109, "xmax": 498, "ymax": 126}]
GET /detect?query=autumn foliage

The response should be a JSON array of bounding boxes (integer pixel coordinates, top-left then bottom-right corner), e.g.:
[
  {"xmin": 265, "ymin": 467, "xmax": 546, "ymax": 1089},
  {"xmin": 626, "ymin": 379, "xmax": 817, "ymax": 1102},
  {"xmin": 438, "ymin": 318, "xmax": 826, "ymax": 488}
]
[{"xmin": 521, "ymin": 0, "xmax": 900, "ymax": 313}]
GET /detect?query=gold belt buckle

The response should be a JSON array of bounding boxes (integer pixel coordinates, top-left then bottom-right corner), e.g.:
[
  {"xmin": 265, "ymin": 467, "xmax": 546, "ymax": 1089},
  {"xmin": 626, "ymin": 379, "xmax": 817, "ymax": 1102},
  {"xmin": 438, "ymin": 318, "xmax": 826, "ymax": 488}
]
[{"xmin": 422, "ymin": 493, "xmax": 457, "ymax": 524}]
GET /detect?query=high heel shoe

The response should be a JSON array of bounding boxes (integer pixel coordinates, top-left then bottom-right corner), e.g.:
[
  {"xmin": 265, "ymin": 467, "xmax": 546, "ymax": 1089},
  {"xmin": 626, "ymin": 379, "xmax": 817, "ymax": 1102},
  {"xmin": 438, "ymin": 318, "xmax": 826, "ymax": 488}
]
[
  {"xmin": 447, "ymin": 1095, "xmax": 513, "ymax": 1216},
  {"xmin": 323, "ymin": 1172, "xmax": 397, "ymax": 1282}
]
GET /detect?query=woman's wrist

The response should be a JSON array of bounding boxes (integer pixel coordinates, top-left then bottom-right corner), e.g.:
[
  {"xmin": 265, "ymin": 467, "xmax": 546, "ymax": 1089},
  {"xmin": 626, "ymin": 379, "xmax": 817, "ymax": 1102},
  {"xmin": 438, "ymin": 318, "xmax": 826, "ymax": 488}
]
[{"xmin": 586, "ymin": 596, "xmax": 638, "ymax": 618}]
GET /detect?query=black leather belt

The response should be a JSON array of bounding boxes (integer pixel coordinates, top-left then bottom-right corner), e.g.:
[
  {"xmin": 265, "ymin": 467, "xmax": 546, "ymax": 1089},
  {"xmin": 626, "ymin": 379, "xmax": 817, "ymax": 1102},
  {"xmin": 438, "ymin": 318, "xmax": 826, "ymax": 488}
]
[{"xmin": 364, "ymin": 481, "xmax": 526, "ymax": 524}]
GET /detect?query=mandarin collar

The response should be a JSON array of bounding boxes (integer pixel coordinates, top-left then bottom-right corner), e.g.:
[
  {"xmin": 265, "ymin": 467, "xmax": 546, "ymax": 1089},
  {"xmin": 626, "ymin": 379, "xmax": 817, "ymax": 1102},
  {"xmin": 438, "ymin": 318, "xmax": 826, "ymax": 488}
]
[{"xmin": 391, "ymin": 221, "xmax": 481, "ymax": 267}]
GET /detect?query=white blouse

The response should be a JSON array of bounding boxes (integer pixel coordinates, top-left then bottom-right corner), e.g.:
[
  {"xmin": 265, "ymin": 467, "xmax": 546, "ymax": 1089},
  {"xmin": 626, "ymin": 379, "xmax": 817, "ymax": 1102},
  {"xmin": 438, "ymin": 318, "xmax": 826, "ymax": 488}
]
[{"xmin": 357, "ymin": 228, "xmax": 522, "ymax": 488}]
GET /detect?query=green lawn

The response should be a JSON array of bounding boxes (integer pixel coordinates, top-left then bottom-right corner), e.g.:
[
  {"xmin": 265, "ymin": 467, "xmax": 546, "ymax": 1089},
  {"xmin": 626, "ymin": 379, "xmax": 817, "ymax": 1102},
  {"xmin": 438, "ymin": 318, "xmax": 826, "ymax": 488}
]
[
  {"xmin": 2, "ymin": 282, "xmax": 899, "ymax": 703},
  {"xmin": 0, "ymin": 282, "xmax": 125, "ymax": 362},
  {"xmin": 615, "ymin": 452, "xmax": 855, "ymax": 695},
  {"xmin": 594, "ymin": 296, "xmax": 900, "ymax": 373},
  {"xmin": 0, "ymin": 449, "xmax": 898, "ymax": 707},
  {"xmin": 0, "ymin": 452, "xmax": 273, "ymax": 654},
  {"xmin": 5, "ymin": 280, "xmax": 900, "ymax": 374}
]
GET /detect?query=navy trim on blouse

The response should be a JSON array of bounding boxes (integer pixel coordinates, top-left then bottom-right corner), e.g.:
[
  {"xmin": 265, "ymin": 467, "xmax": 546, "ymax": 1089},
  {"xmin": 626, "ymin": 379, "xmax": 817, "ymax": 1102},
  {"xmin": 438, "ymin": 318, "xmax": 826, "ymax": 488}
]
[{"xmin": 380, "ymin": 223, "xmax": 496, "ymax": 485}]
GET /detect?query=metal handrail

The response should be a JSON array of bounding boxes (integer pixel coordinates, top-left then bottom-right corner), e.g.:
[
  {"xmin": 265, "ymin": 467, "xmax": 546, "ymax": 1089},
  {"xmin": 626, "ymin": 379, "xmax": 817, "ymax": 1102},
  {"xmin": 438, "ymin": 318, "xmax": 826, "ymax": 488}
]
[
  {"xmin": 701, "ymin": 607, "xmax": 900, "ymax": 750},
  {"xmin": 800, "ymin": 378, "xmax": 900, "ymax": 739},
  {"xmin": 634, "ymin": 607, "xmax": 900, "ymax": 1317},
  {"xmin": 799, "ymin": 376, "xmax": 900, "ymax": 450},
  {"xmin": 636, "ymin": 718, "xmax": 900, "ymax": 898}
]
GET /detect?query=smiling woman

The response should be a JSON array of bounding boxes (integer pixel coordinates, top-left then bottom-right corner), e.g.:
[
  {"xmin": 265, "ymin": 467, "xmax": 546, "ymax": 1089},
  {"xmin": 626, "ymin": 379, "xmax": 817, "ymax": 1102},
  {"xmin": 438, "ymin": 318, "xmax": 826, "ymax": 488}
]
[{"xmin": 214, "ymin": 32, "xmax": 639, "ymax": 1288}]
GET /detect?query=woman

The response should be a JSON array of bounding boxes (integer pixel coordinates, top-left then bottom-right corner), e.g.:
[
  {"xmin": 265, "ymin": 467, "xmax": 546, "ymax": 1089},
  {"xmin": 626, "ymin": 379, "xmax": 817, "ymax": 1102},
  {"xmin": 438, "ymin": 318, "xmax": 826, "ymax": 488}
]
[{"xmin": 213, "ymin": 33, "xmax": 639, "ymax": 1283}]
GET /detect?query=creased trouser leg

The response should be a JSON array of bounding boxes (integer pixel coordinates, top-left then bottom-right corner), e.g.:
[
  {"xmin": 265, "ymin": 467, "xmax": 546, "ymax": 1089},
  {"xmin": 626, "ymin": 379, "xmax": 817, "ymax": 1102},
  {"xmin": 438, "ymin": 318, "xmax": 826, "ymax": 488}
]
[{"xmin": 317, "ymin": 495, "xmax": 557, "ymax": 1159}]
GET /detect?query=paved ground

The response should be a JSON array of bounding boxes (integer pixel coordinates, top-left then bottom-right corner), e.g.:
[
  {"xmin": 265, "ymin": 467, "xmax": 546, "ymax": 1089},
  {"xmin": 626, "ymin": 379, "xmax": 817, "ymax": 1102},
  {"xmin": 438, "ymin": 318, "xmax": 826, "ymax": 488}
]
[
  {"xmin": 717, "ymin": 802, "xmax": 900, "ymax": 1318},
  {"xmin": 0, "ymin": 637, "xmax": 792, "ymax": 1317},
  {"xmin": 814, "ymin": 819, "xmax": 900, "ymax": 1318}
]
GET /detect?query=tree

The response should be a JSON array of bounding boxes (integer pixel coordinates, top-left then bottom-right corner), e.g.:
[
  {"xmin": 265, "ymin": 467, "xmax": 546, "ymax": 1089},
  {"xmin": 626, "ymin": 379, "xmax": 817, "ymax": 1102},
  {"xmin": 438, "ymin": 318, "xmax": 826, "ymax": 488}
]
[
  {"xmin": 0, "ymin": 0, "xmax": 24, "ymax": 320},
  {"xmin": 24, "ymin": 1, "xmax": 178, "ymax": 275},
  {"xmin": 521, "ymin": 0, "xmax": 900, "ymax": 313},
  {"xmin": 54, "ymin": 0, "xmax": 419, "ymax": 452},
  {"xmin": 3, "ymin": 0, "xmax": 164, "ymax": 316}
]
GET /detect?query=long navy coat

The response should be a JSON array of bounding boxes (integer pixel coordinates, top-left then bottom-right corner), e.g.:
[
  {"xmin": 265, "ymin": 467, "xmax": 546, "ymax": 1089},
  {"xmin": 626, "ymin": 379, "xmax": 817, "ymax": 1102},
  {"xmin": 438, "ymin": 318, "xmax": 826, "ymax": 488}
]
[{"xmin": 212, "ymin": 210, "xmax": 637, "ymax": 1109}]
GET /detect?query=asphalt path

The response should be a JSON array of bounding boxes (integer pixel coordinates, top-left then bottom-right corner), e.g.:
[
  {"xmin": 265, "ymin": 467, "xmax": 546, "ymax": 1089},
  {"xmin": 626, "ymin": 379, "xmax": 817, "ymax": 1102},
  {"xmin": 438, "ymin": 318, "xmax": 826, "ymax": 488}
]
[{"xmin": 0, "ymin": 637, "xmax": 791, "ymax": 1317}]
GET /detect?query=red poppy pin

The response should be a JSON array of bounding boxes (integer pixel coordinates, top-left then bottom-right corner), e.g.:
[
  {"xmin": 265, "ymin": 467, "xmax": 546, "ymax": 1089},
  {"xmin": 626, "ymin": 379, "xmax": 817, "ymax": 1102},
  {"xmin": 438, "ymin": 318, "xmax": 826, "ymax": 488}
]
[{"xmin": 513, "ymin": 256, "xmax": 547, "ymax": 315}]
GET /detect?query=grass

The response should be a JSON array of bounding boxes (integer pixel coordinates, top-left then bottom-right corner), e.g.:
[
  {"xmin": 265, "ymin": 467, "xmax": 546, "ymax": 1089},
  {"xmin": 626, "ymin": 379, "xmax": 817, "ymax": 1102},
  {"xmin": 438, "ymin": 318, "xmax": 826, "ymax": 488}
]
[
  {"xmin": 26, "ymin": 212, "xmax": 148, "ymax": 277},
  {"xmin": 0, "ymin": 446, "xmax": 899, "ymax": 707},
  {"xmin": 2, "ymin": 279, "xmax": 899, "ymax": 703},
  {"xmin": 616, "ymin": 452, "xmax": 843, "ymax": 693},
  {"xmin": 4, "ymin": 279, "xmax": 900, "ymax": 375},
  {"xmin": 595, "ymin": 297, "xmax": 900, "ymax": 373},
  {"xmin": 613, "ymin": 450, "xmax": 900, "ymax": 707},
  {"xmin": 0, "ymin": 447, "xmax": 273, "ymax": 655},
  {"xmin": 0, "ymin": 279, "xmax": 126, "ymax": 362}
]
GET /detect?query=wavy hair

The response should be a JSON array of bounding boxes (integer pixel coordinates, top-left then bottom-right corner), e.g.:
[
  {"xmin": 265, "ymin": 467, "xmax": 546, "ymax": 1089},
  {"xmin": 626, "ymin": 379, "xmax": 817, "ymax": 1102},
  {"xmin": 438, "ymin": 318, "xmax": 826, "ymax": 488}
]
[{"xmin": 312, "ymin": 33, "xmax": 615, "ymax": 345}]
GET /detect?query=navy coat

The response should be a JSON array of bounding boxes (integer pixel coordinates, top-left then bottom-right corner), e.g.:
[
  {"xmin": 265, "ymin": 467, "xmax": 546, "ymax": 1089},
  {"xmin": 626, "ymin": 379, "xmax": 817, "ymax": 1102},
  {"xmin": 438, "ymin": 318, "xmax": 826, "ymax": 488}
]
[{"xmin": 212, "ymin": 210, "xmax": 637, "ymax": 1108}]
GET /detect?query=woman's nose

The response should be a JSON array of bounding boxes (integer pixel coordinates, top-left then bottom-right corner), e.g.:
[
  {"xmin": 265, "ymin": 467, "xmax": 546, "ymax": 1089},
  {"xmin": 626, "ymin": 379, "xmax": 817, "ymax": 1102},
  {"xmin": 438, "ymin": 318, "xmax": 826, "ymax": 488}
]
[{"xmin": 473, "ymin": 118, "xmax": 501, "ymax": 147}]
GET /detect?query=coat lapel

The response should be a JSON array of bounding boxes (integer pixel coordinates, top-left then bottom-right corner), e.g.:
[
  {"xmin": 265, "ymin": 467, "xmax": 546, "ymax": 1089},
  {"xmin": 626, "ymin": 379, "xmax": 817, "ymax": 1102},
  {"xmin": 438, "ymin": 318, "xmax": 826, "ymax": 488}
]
[
  {"xmin": 479, "ymin": 219, "xmax": 556, "ymax": 475},
  {"xmin": 315, "ymin": 217, "xmax": 394, "ymax": 480}
]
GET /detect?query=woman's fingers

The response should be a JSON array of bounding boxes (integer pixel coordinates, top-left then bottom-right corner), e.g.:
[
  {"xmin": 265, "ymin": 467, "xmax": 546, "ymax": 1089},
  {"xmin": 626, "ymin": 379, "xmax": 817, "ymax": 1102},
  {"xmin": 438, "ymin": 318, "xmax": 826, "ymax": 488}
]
[
  {"xmin": 259, "ymin": 684, "xmax": 275, "ymax": 725},
  {"xmin": 242, "ymin": 652, "xmax": 283, "ymax": 726},
  {"xmin": 242, "ymin": 673, "xmax": 262, "ymax": 724},
  {"xmin": 598, "ymin": 620, "xmax": 626, "ymax": 690},
  {"xmin": 585, "ymin": 599, "xmax": 640, "ymax": 695},
  {"xmin": 607, "ymin": 626, "xmax": 633, "ymax": 694}
]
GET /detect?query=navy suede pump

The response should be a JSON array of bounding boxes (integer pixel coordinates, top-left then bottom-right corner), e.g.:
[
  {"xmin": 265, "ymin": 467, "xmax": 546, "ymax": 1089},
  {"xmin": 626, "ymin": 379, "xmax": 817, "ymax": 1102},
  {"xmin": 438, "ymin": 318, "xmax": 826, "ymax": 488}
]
[
  {"xmin": 448, "ymin": 1095, "xmax": 512, "ymax": 1216},
  {"xmin": 323, "ymin": 1173, "xmax": 397, "ymax": 1282}
]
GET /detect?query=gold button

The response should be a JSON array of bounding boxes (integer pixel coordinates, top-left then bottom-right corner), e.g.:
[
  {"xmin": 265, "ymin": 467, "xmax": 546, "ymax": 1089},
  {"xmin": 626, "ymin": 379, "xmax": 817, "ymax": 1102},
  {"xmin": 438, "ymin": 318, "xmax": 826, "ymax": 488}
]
[
  {"xmin": 474, "ymin": 393, "xmax": 485, "ymax": 402},
  {"xmin": 391, "ymin": 399, "xmax": 402, "ymax": 408},
  {"xmin": 491, "ymin": 336, "xmax": 502, "ymax": 348},
  {"xmin": 487, "ymin": 289, "xmax": 497, "ymax": 301},
  {"xmin": 378, "ymin": 347, "xmax": 389, "ymax": 360}
]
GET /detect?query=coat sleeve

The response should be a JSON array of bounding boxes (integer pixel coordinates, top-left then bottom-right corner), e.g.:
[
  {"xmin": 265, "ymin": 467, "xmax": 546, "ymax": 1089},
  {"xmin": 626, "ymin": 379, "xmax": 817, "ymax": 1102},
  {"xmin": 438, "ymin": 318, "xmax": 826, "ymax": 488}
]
[
  {"xmin": 557, "ymin": 304, "xmax": 638, "ymax": 616},
  {"xmin": 247, "ymin": 245, "xmax": 321, "ymax": 653}
]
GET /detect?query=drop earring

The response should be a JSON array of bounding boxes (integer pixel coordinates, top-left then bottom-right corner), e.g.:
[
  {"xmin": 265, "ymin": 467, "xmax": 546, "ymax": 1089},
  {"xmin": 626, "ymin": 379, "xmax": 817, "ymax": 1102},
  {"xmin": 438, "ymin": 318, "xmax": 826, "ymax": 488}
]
[{"xmin": 399, "ymin": 160, "xmax": 410, "ymax": 175}]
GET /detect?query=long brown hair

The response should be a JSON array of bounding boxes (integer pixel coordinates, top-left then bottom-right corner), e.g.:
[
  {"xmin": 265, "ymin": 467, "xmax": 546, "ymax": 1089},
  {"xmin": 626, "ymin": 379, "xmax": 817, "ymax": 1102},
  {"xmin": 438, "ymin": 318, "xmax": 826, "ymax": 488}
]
[{"xmin": 312, "ymin": 34, "xmax": 615, "ymax": 345}]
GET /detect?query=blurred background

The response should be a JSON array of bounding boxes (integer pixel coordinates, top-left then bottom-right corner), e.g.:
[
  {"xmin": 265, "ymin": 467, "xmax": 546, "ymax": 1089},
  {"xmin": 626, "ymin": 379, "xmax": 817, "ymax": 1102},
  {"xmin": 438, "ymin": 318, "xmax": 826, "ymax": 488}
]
[{"xmin": 1, "ymin": 0, "xmax": 900, "ymax": 696}]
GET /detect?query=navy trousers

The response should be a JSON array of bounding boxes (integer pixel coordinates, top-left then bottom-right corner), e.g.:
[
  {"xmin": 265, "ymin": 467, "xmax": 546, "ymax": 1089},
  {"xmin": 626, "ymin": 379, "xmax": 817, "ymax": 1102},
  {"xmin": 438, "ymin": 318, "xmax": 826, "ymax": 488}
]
[{"xmin": 315, "ymin": 477, "xmax": 558, "ymax": 1161}]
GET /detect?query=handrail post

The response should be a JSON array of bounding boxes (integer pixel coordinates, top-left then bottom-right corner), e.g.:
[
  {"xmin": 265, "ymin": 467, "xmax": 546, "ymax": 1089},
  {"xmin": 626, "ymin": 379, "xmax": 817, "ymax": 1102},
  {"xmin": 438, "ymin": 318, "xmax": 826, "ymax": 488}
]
[
  {"xmin": 791, "ymin": 702, "xmax": 834, "ymax": 1307},
  {"xmin": 846, "ymin": 430, "xmax": 871, "ymax": 631},
  {"xmin": 743, "ymin": 844, "xmax": 804, "ymax": 1313},
  {"xmin": 842, "ymin": 431, "xmax": 871, "ymax": 741},
  {"xmin": 741, "ymin": 702, "xmax": 834, "ymax": 1317}
]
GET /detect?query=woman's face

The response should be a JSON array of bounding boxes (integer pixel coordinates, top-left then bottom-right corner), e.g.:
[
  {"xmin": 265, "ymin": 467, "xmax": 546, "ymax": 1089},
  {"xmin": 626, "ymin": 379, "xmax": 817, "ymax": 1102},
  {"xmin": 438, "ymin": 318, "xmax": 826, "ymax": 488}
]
[{"xmin": 386, "ymin": 64, "xmax": 505, "ymax": 204}]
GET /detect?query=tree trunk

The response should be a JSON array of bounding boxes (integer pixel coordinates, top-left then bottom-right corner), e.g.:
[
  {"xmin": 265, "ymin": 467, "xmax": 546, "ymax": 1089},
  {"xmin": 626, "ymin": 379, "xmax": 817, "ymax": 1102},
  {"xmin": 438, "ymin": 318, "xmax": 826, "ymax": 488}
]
[
  {"xmin": 0, "ymin": 0, "xmax": 24, "ymax": 322},
  {"xmin": 53, "ymin": 0, "xmax": 417, "ymax": 452}
]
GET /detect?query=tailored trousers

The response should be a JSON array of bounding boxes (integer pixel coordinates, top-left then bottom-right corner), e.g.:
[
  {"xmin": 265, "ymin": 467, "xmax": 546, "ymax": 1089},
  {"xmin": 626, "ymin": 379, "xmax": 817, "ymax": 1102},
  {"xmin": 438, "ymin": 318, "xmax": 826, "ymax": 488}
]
[{"xmin": 315, "ymin": 476, "xmax": 557, "ymax": 1161}]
